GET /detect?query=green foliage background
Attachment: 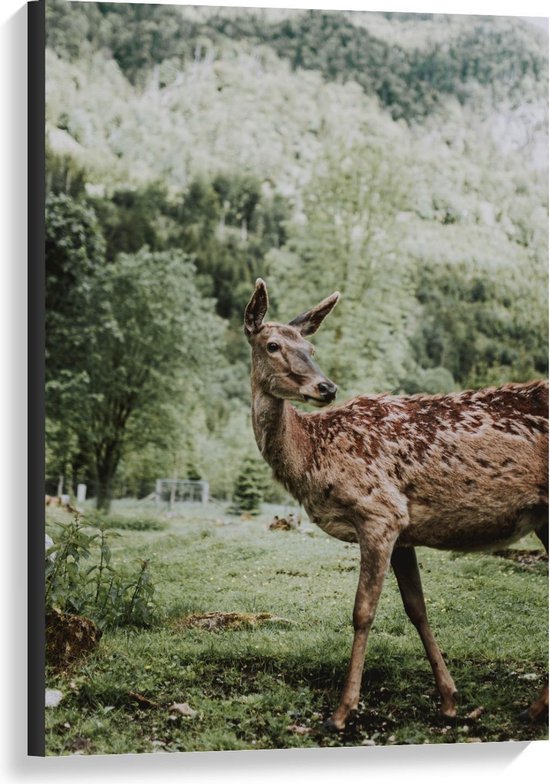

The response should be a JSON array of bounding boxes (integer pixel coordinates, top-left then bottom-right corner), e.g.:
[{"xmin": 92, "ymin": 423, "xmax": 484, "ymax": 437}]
[{"xmin": 44, "ymin": 1, "xmax": 548, "ymax": 508}]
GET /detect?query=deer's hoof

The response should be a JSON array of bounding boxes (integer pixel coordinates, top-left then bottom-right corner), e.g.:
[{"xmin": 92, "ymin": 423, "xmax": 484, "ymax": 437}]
[
  {"xmin": 323, "ymin": 717, "xmax": 345, "ymax": 733},
  {"xmin": 440, "ymin": 704, "xmax": 457, "ymax": 719},
  {"xmin": 518, "ymin": 706, "xmax": 547, "ymax": 723},
  {"xmin": 440, "ymin": 691, "xmax": 458, "ymax": 719}
]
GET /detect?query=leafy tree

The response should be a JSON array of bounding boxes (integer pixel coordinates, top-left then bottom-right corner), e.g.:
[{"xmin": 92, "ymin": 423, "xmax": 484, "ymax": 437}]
[
  {"xmin": 45, "ymin": 194, "xmax": 107, "ymax": 491},
  {"xmin": 86, "ymin": 249, "xmax": 223, "ymax": 509},
  {"xmin": 45, "ymin": 213, "xmax": 224, "ymax": 508},
  {"xmin": 409, "ymin": 262, "xmax": 548, "ymax": 389},
  {"xmin": 229, "ymin": 456, "xmax": 268, "ymax": 515},
  {"xmin": 46, "ymin": 0, "xmax": 103, "ymax": 61},
  {"xmin": 270, "ymin": 142, "xmax": 415, "ymax": 395},
  {"xmin": 90, "ymin": 183, "xmax": 171, "ymax": 261},
  {"xmin": 46, "ymin": 146, "xmax": 88, "ymax": 200},
  {"xmin": 171, "ymin": 175, "xmax": 288, "ymax": 327},
  {"xmin": 45, "ymin": 194, "xmax": 106, "ymax": 373}
]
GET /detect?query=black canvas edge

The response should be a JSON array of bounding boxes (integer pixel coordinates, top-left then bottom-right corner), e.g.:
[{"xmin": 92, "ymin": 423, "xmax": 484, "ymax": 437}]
[{"xmin": 28, "ymin": 0, "xmax": 46, "ymax": 758}]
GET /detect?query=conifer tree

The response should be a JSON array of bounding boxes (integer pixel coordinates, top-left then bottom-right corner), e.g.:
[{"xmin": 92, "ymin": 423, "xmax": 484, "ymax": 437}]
[{"xmin": 229, "ymin": 457, "xmax": 267, "ymax": 515}]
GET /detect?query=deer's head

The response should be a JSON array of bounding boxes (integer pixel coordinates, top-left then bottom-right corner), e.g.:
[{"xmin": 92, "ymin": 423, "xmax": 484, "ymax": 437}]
[{"xmin": 244, "ymin": 279, "xmax": 340, "ymax": 407}]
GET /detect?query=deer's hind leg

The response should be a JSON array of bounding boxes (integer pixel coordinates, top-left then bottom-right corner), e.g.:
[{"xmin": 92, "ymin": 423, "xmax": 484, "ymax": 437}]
[
  {"xmin": 535, "ymin": 520, "xmax": 548, "ymax": 552},
  {"xmin": 521, "ymin": 519, "xmax": 548, "ymax": 722},
  {"xmin": 391, "ymin": 546, "xmax": 457, "ymax": 718}
]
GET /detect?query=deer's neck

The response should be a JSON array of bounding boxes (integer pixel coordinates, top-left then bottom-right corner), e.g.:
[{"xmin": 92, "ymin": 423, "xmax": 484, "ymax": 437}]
[{"xmin": 251, "ymin": 383, "xmax": 313, "ymax": 500}]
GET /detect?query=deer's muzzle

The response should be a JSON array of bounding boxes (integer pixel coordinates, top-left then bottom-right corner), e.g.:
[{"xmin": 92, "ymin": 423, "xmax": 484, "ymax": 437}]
[{"xmin": 303, "ymin": 379, "xmax": 337, "ymax": 406}]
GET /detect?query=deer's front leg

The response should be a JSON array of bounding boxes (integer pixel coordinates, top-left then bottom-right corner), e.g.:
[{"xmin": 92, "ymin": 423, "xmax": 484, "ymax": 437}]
[{"xmin": 325, "ymin": 525, "xmax": 398, "ymax": 732}]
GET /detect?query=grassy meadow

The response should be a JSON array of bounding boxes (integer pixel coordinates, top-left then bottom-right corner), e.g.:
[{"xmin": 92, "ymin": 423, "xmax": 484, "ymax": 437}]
[{"xmin": 45, "ymin": 501, "xmax": 548, "ymax": 755}]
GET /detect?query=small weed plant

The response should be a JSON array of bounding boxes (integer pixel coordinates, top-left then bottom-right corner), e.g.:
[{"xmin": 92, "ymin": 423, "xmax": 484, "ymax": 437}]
[{"xmin": 46, "ymin": 514, "xmax": 157, "ymax": 629}]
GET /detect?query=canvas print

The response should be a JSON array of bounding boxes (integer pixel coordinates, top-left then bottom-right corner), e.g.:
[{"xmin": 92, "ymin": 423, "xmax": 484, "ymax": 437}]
[{"xmin": 40, "ymin": 0, "xmax": 548, "ymax": 755}]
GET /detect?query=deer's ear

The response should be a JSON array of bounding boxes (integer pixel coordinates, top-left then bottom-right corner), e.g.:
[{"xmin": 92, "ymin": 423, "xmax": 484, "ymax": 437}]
[
  {"xmin": 288, "ymin": 291, "xmax": 340, "ymax": 336},
  {"xmin": 244, "ymin": 278, "xmax": 269, "ymax": 337}
]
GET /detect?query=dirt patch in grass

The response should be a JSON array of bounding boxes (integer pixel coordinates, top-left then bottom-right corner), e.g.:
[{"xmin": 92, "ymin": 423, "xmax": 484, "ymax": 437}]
[
  {"xmin": 46, "ymin": 609, "xmax": 102, "ymax": 671},
  {"xmin": 492, "ymin": 549, "xmax": 548, "ymax": 567},
  {"xmin": 173, "ymin": 611, "xmax": 294, "ymax": 631}
]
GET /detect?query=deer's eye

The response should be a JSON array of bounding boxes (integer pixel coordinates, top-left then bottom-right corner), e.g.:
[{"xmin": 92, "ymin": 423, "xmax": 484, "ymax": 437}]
[{"xmin": 267, "ymin": 342, "xmax": 279, "ymax": 353}]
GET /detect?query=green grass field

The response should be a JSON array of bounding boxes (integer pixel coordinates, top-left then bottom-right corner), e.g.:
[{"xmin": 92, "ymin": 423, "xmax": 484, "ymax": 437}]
[{"xmin": 45, "ymin": 502, "xmax": 548, "ymax": 755}]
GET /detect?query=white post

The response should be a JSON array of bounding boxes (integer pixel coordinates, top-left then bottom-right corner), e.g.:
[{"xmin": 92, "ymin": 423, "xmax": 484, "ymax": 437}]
[
  {"xmin": 201, "ymin": 481, "xmax": 209, "ymax": 506},
  {"xmin": 77, "ymin": 484, "xmax": 87, "ymax": 504},
  {"xmin": 169, "ymin": 475, "xmax": 177, "ymax": 511}
]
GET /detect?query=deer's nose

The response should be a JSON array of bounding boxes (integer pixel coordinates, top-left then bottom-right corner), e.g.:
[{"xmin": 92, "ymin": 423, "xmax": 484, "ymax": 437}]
[{"xmin": 317, "ymin": 381, "xmax": 337, "ymax": 401}]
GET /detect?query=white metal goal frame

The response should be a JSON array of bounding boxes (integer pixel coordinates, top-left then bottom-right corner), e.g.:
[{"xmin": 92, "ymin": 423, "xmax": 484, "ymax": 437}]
[{"xmin": 155, "ymin": 478, "xmax": 209, "ymax": 507}]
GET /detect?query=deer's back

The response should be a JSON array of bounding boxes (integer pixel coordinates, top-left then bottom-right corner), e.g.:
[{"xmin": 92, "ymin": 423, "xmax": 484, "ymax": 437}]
[{"xmin": 301, "ymin": 380, "xmax": 548, "ymax": 550}]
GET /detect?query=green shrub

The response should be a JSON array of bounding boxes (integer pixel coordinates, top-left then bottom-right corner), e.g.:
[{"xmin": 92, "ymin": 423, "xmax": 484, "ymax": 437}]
[
  {"xmin": 100, "ymin": 514, "xmax": 166, "ymax": 532},
  {"xmin": 83, "ymin": 509, "xmax": 166, "ymax": 532},
  {"xmin": 46, "ymin": 515, "xmax": 157, "ymax": 629},
  {"xmin": 228, "ymin": 456, "xmax": 269, "ymax": 515}
]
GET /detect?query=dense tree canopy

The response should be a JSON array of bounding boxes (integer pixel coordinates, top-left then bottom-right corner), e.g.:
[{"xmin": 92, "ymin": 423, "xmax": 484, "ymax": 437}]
[
  {"xmin": 44, "ymin": 2, "xmax": 548, "ymax": 505},
  {"xmin": 46, "ymin": 1, "xmax": 548, "ymax": 121},
  {"xmin": 46, "ymin": 193, "xmax": 225, "ymax": 508}
]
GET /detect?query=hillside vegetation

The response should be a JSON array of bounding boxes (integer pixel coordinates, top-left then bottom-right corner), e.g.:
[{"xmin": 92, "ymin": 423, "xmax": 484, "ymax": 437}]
[{"xmin": 45, "ymin": 1, "xmax": 548, "ymax": 506}]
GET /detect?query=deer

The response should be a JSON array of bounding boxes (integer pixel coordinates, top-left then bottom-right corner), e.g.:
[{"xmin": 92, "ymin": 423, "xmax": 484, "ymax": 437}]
[{"xmin": 244, "ymin": 278, "xmax": 548, "ymax": 732}]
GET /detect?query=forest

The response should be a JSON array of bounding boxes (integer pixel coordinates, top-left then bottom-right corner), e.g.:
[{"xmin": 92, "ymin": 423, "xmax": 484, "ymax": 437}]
[{"xmin": 44, "ymin": 0, "xmax": 549, "ymax": 509}]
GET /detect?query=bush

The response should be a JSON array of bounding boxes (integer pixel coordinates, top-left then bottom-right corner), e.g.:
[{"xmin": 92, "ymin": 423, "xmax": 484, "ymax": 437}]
[
  {"xmin": 83, "ymin": 509, "xmax": 166, "ymax": 531},
  {"xmin": 45, "ymin": 515, "xmax": 157, "ymax": 629},
  {"xmin": 228, "ymin": 456, "xmax": 269, "ymax": 515}
]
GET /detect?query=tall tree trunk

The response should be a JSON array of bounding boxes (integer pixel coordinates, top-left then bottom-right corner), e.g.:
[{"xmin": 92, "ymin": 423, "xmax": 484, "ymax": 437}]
[
  {"xmin": 95, "ymin": 441, "xmax": 121, "ymax": 512},
  {"xmin": 96, "ymin": 476, "xmax": 113, "ymax": 513}
]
